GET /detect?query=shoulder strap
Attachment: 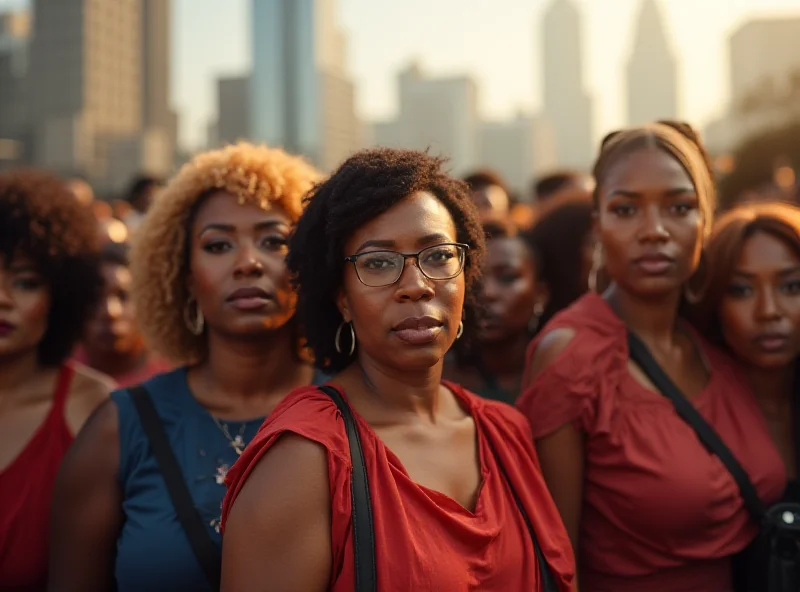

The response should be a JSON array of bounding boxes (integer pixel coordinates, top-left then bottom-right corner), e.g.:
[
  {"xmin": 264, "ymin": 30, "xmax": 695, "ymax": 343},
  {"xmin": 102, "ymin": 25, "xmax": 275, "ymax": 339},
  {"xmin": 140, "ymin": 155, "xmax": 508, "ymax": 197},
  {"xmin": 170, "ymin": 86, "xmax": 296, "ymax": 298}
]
[
  {"xmin": 485, "ymin": 438, "xmax": 559, "ymax": 592},
  {"xmin": 627, "ymin": 332, "xmax": 767, "ymax": 522},
  {"xmin": 129, "ymin": 385, "xmax": 221, "ymax": 591},
  {"xmin": 318, "ymin": 385, "xmax": 377, "ymax": 592}
]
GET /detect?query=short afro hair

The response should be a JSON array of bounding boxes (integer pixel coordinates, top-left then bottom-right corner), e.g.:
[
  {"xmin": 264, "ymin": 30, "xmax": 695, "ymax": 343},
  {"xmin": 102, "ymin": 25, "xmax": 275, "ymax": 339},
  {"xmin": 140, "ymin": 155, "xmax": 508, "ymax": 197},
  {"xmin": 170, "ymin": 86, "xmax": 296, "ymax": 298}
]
[
  {"xmin": 0, "ymin": 169, "xmax": 103, "ymax": 366},
  {"xmin": 287, "ymin": 148, "xmax": 486, "ymax": 374},
  {"xmin": 130, "ymin": 142, "xmax": 321, "ymax": 364}
]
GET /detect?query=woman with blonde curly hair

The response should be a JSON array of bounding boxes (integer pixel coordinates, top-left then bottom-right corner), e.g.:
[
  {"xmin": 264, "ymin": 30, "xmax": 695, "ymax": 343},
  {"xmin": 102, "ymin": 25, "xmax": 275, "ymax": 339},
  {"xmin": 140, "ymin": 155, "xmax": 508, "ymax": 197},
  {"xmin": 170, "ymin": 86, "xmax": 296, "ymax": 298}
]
[{"xmin": 49, "ymin": 143, "xmax": 320, "ymax": 592}]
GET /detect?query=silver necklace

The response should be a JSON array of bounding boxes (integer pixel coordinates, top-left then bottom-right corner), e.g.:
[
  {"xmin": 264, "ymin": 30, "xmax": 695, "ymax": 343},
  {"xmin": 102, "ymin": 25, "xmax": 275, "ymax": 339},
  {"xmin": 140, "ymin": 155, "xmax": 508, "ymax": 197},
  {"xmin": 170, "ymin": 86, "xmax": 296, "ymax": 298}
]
[{"xmin": 211, "ymin": 416, "xmax": 248, "ymax": 456}]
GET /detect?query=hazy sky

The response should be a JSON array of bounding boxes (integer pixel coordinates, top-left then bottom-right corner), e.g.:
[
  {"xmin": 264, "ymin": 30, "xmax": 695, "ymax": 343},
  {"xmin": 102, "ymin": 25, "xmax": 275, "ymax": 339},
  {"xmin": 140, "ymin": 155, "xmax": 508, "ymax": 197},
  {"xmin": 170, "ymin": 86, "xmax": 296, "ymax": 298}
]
[{"xmin": 2, "ymin": 0, "xmax": 799, "ymax": 149}]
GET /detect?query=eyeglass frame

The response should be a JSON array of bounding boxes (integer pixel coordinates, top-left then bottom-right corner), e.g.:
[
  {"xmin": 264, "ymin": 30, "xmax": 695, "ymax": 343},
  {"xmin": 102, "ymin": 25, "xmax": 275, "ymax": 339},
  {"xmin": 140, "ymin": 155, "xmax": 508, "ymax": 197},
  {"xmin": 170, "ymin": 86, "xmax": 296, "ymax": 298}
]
[{"xmin": 343, "ymin": 242, "xmax": 470, "ymax": 287}]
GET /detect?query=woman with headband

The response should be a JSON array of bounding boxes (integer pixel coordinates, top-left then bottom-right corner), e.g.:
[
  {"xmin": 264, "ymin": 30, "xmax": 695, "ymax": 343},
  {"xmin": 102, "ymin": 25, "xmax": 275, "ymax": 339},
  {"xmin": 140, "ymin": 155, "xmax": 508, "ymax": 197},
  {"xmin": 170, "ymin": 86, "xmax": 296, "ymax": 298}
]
[{"xmin": 517, "ymin": 123, "xmax": 785, "ymax": 591}]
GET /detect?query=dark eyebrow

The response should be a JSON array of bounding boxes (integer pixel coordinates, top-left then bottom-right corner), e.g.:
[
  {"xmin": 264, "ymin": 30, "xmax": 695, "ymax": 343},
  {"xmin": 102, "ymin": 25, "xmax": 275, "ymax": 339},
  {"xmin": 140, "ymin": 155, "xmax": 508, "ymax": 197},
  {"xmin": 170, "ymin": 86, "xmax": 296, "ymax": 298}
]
[
  {"xmin": 199, "ymin": 220, "xmax": 288, "ymax": 236},
  {"xmin": 607, "ymin": 187, "xmax": 696, "ymax": 199},
  {"xmin": 10, "ymin": 264, "xmax": 38, "ymax": 273},
  {"xmin": 353, "ymin": 233, "xmax": 454, "ymax": 254},
  {"xmin": 732, "ymin": 265, "xmax": 800, "ymax": 279}
]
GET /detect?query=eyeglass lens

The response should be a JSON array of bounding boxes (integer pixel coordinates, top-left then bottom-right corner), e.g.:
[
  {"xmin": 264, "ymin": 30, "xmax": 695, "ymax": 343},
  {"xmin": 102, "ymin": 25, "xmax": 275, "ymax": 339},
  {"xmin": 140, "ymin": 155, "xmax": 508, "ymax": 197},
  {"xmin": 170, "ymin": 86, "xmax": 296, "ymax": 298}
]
[{"xmin": 354, "ymin": 244, "xmax": 465, "ymax": 287}]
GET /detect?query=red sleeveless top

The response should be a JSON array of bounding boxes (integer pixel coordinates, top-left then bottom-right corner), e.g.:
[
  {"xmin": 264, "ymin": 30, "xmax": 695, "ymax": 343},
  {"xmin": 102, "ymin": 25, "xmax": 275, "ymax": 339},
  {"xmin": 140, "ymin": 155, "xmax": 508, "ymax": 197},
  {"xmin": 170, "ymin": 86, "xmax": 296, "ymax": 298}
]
[
  {"xmin": 222, "ymin": 382, "xmax": 575, "ymax": 591},
  {"xmin": 517, "ymin": 294, "xmax": 786, "ymax": 592},
  {"xmin": 0, "ymin": 364, "xmax": 76, "ymax": 591}
]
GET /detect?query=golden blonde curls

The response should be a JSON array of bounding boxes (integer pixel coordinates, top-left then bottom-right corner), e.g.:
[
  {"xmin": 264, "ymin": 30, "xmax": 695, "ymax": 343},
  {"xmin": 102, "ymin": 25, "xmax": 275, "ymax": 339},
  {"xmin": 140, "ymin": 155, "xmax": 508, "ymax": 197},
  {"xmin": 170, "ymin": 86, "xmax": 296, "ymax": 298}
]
[{"xmin": 130, "ymin": 142, "xmax": 321, "ymax": 364}]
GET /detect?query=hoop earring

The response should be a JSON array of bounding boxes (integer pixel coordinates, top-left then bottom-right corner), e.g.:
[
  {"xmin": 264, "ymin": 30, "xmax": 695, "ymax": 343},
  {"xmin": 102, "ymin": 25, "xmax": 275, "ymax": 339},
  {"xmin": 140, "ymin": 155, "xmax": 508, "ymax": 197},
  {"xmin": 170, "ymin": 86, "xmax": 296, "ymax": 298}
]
[
  {"xmin": 455, "ymin": 322, "xmax": 464, "ymax": 340},
  {"xmin": 684, "ymin": 251, "xmax": 710, "ymax": 304},
  {"xmin": 183, "ymin": 297, "xmax": 205, "ymax": 336},
  {"xmin": 588, "ymin": 242, "xmax": 603, "ymax": 293},
  {"xmin": 335, "ymin": 321, "xmax": 356, "ymax": 357},
  {"xmin": 528, "ymin": 301, "xmax": 545, "ymax": 333}
]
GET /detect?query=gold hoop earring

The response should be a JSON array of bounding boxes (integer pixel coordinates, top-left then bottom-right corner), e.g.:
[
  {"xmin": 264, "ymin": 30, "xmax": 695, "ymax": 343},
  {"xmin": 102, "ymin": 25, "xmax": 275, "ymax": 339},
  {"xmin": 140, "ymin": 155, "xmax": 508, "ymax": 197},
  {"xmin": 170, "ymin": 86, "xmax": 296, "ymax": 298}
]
[
  {"xmin": 183, "ymin": 297, "xmax": 205, "ymax": 336},
  {"xmin": 528, "ymin": 301, "xmax": 545, "ymax": 333},
  {"xmin": 588, "ymin": 242, "xmax": 603, "ymax": 293},
  {"xmin": 335, "ymin": 321, "xmax": 356, "ymax": 357},
  {"xmin": 684, "ymin": 251, "xmax": 710, "ymax": 304},
  {"xmin": 455, "ymin": 322, "xmax": 464, "ymax": 340}
]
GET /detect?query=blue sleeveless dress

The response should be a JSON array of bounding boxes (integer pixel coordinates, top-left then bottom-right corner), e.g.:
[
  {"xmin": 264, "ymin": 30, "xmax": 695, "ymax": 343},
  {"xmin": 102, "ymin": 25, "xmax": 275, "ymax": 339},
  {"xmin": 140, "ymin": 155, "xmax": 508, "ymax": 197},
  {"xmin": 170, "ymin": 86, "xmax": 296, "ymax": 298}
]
[{"xmin": 111, "ymin": 367, "xmax": 264, "ymax": 591}]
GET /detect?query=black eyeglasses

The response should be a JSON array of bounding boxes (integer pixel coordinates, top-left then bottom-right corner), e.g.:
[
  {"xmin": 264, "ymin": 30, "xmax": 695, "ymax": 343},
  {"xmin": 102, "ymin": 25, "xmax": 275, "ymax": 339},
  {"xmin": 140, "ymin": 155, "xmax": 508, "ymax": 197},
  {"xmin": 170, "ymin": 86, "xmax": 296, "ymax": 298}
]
[{"xmin": 344, "ymin": 243, "xmax": 469, "ymax": 287}]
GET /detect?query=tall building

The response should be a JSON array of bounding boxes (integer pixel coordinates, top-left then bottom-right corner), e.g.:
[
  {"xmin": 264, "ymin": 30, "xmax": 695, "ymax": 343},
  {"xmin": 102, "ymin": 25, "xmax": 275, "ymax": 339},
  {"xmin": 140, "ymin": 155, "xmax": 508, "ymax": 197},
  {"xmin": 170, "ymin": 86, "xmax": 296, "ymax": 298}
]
[
  {"xmin": 373, "ymin": 63, "xmax": 479, "ymax": 177},
  {"xmin": 215, "ymin": 74, "xmax": 251, "ymax": 146},
  {"xmin": 0, "ymin": 11, "xmax": 30, "ymax": 144},
  {"xmin": 26, "ymin": 0, "xmax": 142, "ymax": 185},
  {"xmin": 478, "ymin": 114, "xmax": 555, "ymax": 197},
  {"xmin": 626, "ymin": 0, "xmax": 679, "ymax": 125},
  {"xmin": 250, "ymin": 0, "xmax": 361, "ymax": 171},
  {"xmin": 730, "ymin": 16, "xmax": 800, "ymax": 110},
  {"xmin": 541, "ymin": 0, "xmax": 593, "ymax": 169},
  {"xmin": 704, "ymin": 16, "xmax": 800, "ymax": 154},
  {"xmin": 141, "ymin": 0, "xmax": 177, "ymax": 156}
]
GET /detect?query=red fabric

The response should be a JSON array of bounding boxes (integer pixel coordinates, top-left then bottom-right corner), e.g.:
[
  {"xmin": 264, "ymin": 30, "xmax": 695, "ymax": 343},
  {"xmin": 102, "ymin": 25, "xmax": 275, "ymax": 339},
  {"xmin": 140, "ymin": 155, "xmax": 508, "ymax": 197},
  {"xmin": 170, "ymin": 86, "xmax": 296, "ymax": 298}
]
[
  {"xmin": 222, "ymin": 382, "xmax": 575, "ymax": 591},
  {"xmin": 0, "ymin": 364, "xmax": 76, "ymax": 591},
  {"xmin": 517, "ymin": 293, "xmax": 787, "ymax": 592}
]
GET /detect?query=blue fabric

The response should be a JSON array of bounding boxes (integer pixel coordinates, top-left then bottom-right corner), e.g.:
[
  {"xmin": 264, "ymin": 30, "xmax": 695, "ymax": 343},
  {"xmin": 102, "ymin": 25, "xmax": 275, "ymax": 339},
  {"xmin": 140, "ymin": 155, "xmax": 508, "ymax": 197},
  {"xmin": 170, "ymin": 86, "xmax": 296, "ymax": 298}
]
[{"xmin": 111, "ymin": 368, "xmax": 264, "ymax": 591}]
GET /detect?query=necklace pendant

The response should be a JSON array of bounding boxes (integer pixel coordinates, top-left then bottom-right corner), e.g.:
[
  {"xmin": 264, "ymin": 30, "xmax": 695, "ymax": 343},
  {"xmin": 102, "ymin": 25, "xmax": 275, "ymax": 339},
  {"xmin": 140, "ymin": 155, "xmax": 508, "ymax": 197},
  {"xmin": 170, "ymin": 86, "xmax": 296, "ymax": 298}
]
[
  {"xmin": 232, "ymin": 435, "xmax": 245, "ymax": 455},
  {"xmin": 215, "ymin": 464, "xmax": 229, "ymax": 485}
]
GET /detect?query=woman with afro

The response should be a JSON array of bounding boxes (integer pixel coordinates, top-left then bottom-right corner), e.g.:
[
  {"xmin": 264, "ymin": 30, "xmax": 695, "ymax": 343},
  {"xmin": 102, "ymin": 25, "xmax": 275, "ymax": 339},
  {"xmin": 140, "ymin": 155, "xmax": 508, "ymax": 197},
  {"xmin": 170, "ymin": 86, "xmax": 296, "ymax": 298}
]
[
  {"xmin": 0, "ymin": 169, "xmax": 113, "ymax": 590},
  {"xmin": 220, "ymin": 148, "xmax": 575, "ymax": 591},
  {"xmin": 50, "ymin": 143, "xmax": 321, "ymax": 591}
]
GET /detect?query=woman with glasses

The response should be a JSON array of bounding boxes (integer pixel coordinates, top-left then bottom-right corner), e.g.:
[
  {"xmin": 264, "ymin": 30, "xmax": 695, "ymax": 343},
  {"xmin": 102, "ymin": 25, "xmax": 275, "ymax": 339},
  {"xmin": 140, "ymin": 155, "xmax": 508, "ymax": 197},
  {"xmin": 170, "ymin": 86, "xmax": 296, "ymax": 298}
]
[{"xmin": 220, "ymin": 148, "xmax": 575, "ymax": 591}]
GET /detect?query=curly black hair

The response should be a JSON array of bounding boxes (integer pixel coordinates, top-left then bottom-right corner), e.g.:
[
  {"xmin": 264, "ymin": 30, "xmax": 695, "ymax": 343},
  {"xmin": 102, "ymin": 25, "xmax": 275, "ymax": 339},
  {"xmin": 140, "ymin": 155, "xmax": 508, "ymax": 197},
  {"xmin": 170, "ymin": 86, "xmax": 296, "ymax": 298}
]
[
  {"xmin": 0, "ymin": 169, "xmax": 103, "ymax": 366},
  {"xmin": 287, "ymin": 148, "xmax": 486, "ymax": 373}
]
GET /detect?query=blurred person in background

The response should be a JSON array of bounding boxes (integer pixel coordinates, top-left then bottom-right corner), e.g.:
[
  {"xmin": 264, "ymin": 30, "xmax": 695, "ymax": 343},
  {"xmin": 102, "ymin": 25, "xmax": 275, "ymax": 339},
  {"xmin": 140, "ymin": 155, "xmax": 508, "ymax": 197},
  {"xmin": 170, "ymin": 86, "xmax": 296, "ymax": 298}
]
[
  {"xmin": 65, "ymin": 177, "xmax": 95, "ymax": 208},
  {"xmin": 532, "ymin": 170, "xmax": 593, "ymax": 203},
  {"xmin": 691, "ymin": 202, "xmax": 800, "ymax": 504},
  {"xmin": 74, "ymin": 242, "xmax": 171, "ymax": 388},
  {"xmin": 444, "ymin": 219, "xmax": 548, "ymax": 404},
  {"xmin": 527, "ymin": 190, "xmax": 594, "ymax": 328},
  {"xmin": 0, "ymin": 169, "xmax": 112, "ymax": 591},
  {"xmin": 49, "ymin": 143, "xmax": 320, "ymax": 592},
  {"xmin": 463, "ymin": 169, "xmax": 511, "ymax": 221},
  {"xmin": 123, "ymin": 175, "xmax": 163, "ymax": 231},
  {"xmin": 220, "ymin": 148, "xmax": 575, "ymax": 591},
  {"xmin": 518, "ymin": 123, "xmax": 785, "ymax": 591}
]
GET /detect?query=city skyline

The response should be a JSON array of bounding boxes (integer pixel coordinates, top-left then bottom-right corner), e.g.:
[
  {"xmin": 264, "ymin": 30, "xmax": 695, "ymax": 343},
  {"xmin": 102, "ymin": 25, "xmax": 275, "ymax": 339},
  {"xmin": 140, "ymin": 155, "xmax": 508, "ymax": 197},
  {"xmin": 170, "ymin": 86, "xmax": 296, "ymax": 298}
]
[{"xmin": 1, "ymin": 0, "xmax": 799, "ymax": 150}]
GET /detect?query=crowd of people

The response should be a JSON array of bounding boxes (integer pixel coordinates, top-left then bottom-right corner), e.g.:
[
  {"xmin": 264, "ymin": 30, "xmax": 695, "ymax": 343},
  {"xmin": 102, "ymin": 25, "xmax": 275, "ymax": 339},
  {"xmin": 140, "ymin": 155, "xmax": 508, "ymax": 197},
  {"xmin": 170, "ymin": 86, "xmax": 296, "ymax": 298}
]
[{"xmin": 0, "ymin": 120, "xmax": 799, "ymax": 591}]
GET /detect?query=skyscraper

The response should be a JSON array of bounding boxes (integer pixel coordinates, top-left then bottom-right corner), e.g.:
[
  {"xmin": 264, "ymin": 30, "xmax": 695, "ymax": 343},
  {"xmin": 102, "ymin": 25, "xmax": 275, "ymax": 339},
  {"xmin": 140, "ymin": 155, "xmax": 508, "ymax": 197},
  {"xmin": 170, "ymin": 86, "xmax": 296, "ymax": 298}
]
[
  {"xmin": 251, "ymin": 0, "xmax": 361, "ymax": 171},
  {"xmin": 626, "ymin": 0, "xmax": 679, "ymax": 125},
  {"xmin": 373, "ymin": 63, "xmax": 480, "ymax": 177},
  {"xmin": 541, "ymin": 0, "xmax": 593, "ymax": 169},
  {"xmin": 141, "ymin": 0, "xmax": 177, "ymax": 154},
  {"xmin": 26, "ymin": 0, "xmax": 142, "ymax": 182}
]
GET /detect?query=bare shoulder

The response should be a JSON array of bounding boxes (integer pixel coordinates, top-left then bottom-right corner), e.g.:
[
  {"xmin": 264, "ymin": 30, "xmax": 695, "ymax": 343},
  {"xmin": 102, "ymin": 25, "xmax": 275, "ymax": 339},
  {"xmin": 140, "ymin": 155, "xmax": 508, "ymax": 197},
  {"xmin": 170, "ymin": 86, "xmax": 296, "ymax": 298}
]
[
  {"xmin": 65, "ymin": 363, "xmax": 115, "ymax": 435},
  {"xmin": 529, "ymin": 328, "xmax": 577, "ymax": 374}
]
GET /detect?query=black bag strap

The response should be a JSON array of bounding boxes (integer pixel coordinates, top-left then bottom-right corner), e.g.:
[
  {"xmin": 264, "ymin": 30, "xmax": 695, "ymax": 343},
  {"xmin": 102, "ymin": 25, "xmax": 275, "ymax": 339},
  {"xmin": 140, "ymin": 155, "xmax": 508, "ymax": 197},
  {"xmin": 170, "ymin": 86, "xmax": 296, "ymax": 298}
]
[
  {"xmin": 129, "ymin": 385, "xmax": 221, "ymax": 591},
  {"xmin": 318, "ymin": 385, "xmax": 377, "ymax": 592},
  {"xmin": 627, "ymin": 332, "xmax": 768, "ymax": 522},
  {"xmin": 319, "ymin": 385, "xmax": 558, "ymax": 591},
  {"xmin": 485, "ymin": 438, "xmax": 559, "ymax": 592}
]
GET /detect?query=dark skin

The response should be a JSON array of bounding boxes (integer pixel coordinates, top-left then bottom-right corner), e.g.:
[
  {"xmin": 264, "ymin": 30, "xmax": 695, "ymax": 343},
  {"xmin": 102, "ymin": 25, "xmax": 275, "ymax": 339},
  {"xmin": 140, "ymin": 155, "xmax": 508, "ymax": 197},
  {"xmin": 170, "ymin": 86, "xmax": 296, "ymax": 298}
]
[
  {"xmin": 719, "ymin": 231, "xmax": 800, "ymax": 478},
  {"xmin": 445, "ymin": 236, "xmax": 547, "ymax": 397},
  {"xmin": 0, "ymin": 256, "xmax": 111, "ymax": 473},
  {"xmin": 82, "ymin": 262, "xmax": 151, "ymax": 379},
  {"xmin": 222, "ymin": 191, "xmax": 480, "ymax": 592},
  {"xmin": 49, "ymin": 191, "xmax": 315, "ymax": 591},
  {"xmin": 523, "ymin": 147, "xmax": 709, "ymax": 573}
]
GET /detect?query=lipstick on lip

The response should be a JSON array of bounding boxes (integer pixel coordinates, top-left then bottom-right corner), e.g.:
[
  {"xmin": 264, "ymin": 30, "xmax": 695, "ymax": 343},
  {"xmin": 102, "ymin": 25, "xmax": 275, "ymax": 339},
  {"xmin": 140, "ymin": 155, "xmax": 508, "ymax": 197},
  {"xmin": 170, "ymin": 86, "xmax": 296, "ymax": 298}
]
[
  {"xmin": 634, "ymin": 253, "xmax": 674, "ymax": 275},
  {"xmin": 0, "ymin": 321, "xmax": 15, "ymax": 336},
  {"xmin": 226, "ymin": 287, "xmax": 273, "ymax": 311},
  {"xmin": 391, "ymin": 315, "xmax": 444, "ymax": 345},
  {"xmin": 752, "ymin": 332, "xmax": 790, "ymax": 353}
]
